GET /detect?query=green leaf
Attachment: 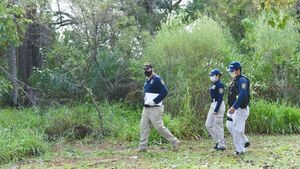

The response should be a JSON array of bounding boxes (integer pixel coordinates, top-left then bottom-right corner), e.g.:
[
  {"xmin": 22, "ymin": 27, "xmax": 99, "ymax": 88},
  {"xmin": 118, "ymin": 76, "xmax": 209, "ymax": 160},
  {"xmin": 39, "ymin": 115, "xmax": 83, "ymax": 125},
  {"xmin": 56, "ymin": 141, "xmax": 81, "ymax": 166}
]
[{"xmin": 268, "ymin": 19, "xmax": 276, "ymax": 28}]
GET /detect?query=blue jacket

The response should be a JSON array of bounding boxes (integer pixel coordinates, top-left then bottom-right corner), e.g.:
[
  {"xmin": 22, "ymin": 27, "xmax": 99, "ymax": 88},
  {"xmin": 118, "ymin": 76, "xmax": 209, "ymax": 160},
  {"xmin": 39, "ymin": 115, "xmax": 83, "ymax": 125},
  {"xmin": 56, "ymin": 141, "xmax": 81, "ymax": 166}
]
[
  {"xmin": 210, "ymin": 80, "xmax": 225, "ymax": 112},
  {"xmin": 228, "ymin": 75, "xmax": 250, "ymax": 109},
  {"xmin": 144, "ymin": 74, "xmax": 168, "ymax": 104}
]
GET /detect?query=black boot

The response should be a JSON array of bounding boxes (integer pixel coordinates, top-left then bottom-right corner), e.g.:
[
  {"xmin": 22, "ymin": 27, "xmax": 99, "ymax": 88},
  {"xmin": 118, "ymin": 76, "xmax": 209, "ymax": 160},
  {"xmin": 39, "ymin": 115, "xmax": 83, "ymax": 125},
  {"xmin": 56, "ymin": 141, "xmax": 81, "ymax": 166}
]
[{"xmin": 213, "ymin": 143, "xmax": 218, "ymax": 149}]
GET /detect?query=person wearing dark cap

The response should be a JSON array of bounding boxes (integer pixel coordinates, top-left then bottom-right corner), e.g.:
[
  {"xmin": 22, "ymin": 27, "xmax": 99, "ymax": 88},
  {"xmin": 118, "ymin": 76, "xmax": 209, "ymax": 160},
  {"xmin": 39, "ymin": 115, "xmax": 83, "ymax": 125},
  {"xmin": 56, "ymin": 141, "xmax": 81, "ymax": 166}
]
[
  {"xmin": 206, "ymin": 69, "xmax": 226, "ymax": 151},
  {"xmin": 138, "ymin": 63, "xmax": 180, "ymax": 152},
  {"xmin": 227, "ymin": 61, "xmax": 251, "ymax": 156}
]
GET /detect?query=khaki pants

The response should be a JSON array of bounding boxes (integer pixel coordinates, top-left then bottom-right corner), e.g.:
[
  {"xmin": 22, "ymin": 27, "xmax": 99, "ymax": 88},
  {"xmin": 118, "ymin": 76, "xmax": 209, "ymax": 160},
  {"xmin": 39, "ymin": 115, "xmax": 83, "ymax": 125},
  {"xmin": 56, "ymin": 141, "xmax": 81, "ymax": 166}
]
[
  {"xmin": 139, "ymin": 106, "xmax": 178, "ymax": 149},
  {"xmin": 205, "ymin": 101, "xmax": 226, "ymax": 148},
  {"xmin": 229, "ymin": 107, "xmax": 250, "ymax": 153}
]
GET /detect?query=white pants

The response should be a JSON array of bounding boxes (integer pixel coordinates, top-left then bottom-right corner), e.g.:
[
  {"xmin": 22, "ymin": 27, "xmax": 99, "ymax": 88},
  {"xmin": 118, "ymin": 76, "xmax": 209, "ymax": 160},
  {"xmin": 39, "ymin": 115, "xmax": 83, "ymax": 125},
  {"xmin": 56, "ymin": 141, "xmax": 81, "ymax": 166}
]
[
  {"xmin": 205, "ymin": 101, "xmax": 225, "ymax": 148},
  {"xmin": 227, "ymin": 107, "xmax": 250, "ymax": 153}
]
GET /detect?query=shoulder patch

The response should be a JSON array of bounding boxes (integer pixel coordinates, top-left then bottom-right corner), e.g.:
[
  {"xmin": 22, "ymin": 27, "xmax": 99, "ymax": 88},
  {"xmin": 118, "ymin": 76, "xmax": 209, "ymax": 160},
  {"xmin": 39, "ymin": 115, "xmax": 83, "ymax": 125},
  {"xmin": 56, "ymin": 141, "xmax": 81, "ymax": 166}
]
[
  {"xmin": 241, "ymin": 83, "xmax": 247, "ymax": 89},
  {"xmin": 211, "ymin": 85, "xmax": 216, "ymax": 90},
  {"xmin": 219, "ymin": 88, "xmax": 224, "ymax": 94},
  {"xmin": 161, "ymin": 79, "xmax": 165, "ymax": 85},
  {"xmin": 150, "ymin": 79, "xmax": 154, "ymax": 84}
]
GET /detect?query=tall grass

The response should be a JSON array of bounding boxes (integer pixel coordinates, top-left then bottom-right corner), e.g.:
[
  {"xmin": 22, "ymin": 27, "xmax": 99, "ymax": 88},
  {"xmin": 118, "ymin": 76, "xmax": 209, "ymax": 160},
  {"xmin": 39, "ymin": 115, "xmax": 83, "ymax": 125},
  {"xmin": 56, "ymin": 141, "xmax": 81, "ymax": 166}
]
[
  {"xmin": 0, "ymin": 100, "xmax": 300, "ymax": 163},
  {"xmin": 248, "ymin": 99, "xmax": 300, "ymax": 134},
  {"xmin": 0, "ymin": 109, "xmax": 47, "ymax": 163}
]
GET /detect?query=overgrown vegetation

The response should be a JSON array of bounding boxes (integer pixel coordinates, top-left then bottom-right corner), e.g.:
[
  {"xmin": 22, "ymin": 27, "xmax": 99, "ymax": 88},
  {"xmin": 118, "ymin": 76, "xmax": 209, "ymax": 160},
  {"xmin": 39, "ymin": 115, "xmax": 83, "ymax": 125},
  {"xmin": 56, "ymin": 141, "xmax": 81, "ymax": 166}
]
[
  {"xmin": 1, "ymin": 0, "xmax": 300, "ymax": 166},
  {"xmin": 137, "ymin": 15, "xmax": 233, "ymax": 118},
  {"xmin": 1, "ymin": 100, "xmax": 300, "ymax": 164},
  {"xmin": 248, "ymin": 99, "xmax": 300, "ymax": 134}
]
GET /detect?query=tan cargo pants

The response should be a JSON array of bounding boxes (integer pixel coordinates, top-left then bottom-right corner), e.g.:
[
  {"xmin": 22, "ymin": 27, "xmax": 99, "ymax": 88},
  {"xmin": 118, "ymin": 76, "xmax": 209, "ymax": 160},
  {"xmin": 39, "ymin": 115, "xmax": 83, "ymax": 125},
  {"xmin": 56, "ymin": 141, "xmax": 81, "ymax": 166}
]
[
  {"xmin": 139, "ymin": 106, "xmax": 178, "ymax": 149},
  {"xmin": 205, "ymin": 101, "xmax": 226, "ymax": 148}
]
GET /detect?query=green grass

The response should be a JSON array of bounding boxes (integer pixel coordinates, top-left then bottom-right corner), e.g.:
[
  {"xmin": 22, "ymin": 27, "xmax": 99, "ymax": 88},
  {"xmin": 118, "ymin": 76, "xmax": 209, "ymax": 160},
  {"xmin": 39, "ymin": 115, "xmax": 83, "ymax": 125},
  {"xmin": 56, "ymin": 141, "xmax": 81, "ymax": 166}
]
[
  {"xmin": 0, "ymin": 109, "xmax": 47, "ymax": 163},
  {"xmin": 2, "ymin": 134, "xmax": 299, "ymax": 169},
  {"xmin": 0, "ymin": 100, "xmax": 300, "ymax": 165},
  {"xmin": 248, "ymin": 99, "xmax": 300, "ymax": 134}
]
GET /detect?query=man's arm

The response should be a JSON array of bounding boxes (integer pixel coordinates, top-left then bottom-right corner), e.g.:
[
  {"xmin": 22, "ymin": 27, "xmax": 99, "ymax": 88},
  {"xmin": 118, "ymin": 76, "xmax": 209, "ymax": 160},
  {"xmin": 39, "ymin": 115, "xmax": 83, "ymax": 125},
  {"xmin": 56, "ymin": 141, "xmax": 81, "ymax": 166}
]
[
  {"xmin": 214, "ymin": 84, "xmax": 224, "ymax": 113},
  {"xmin": 232, "ymin": 78, "xmax": 247, "ymax": 109},
  {"xmin": 153, "ymin": 78, "xmax": 168, "ymax": 104}
]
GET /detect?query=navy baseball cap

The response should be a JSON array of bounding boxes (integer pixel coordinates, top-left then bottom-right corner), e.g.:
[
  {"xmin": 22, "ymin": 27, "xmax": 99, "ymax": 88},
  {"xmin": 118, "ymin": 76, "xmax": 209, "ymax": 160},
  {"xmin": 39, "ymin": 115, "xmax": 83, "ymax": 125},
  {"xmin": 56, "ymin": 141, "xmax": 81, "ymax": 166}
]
[
  {"xmin": 227, "ymin": 61, "xmax": 241, "ymax": 72},
  {"xmin": 209, "ymin": 69, "xmax": 221, "ymax": 76},
  {"xmin": 143, "ymin": 62, "xmax": 153, "ymax": 70}
]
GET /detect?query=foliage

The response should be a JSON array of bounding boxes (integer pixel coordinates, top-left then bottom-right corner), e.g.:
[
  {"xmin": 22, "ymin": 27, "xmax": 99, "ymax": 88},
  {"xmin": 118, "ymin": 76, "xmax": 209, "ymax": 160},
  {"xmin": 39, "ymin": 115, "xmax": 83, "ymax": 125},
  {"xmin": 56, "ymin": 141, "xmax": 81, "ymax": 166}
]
[
  {"xmin": 137, "ymin": 14, "xmax": 234, "ymax": 117},
  {"xmin": 186, "ymin": 0, "xmax": 258, "ymax": 40},
  {"xmin": 29, "ymin": 68, "xmax": 81, "ymax": 98},
  {"xmin": 240, "ymin": 13, "xmax": 300, "ymax": 103},
  {"xmin": 0, "ymin": 75, "xmax": 12, "ymax": 99},
  {"xmin": 248, "ymin": 99, "xmax": 300, "ymax": 134},
  {"xmin": 0, "ymin": 1, "xmax": 31, "ymax": 48},
  {"xmin": 0, "ymin": 108, "xmax": 47, "ymax": 163},
  {"xmin": 257, "ymin": 0, "xmax": 297, "ymax": 29},
  {"xmin": 29, "ymin": 1, "xmax": 152, "ymax": 102}
]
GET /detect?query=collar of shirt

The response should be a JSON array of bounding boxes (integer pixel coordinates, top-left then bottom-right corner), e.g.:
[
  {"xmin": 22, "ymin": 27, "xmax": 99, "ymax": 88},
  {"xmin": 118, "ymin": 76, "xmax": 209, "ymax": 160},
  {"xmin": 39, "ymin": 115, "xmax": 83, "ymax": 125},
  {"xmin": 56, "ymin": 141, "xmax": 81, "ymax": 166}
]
[
  {"xmin": 213, "ymin": 79, "xmax": 220, "ymax": 85},
  {"xmin": 233, "ymin": 74, "xmax": 242, "ymax": 82},
  {"xmin": 235, "ymin": 74, "xmax": 242, "ymax": 79},
  {"xmin": 147, "ymin": 74, "xmax": 156, "ymax": 81}
]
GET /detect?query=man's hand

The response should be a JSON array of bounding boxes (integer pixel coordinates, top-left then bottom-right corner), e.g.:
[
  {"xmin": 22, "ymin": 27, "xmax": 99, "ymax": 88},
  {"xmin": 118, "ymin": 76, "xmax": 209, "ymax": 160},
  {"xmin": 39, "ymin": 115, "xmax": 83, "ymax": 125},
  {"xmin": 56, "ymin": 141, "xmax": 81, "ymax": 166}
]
[
  {"xmin": 213, "ymin": 112, "xmax": 218, "ymax": 115},
  {"xmin": 228, "ymin": 107, "xmax": 236, "ymax": 114}
]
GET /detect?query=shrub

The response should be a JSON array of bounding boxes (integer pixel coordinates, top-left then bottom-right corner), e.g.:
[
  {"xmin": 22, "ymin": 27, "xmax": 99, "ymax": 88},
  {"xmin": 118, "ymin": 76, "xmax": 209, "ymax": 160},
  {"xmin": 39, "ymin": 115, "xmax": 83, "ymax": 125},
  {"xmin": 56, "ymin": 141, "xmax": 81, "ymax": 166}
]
[
  {"xmin": 248, "ymin": 99, "xmax": 300, "ymax": 134},
  {"xmin": 0, "ymin": 109, "xmax": 47, "ymax": 163},
  {"xmin": 241, "ymin": 13, "xmax": 300, "ymax": 103},
  {"xmin": 139, "ymin": 15, "xmax": 234, "ymax": 118},
  {"xmin": 44, "ymin": 104, "xmax": 100, "ymax": 140}
]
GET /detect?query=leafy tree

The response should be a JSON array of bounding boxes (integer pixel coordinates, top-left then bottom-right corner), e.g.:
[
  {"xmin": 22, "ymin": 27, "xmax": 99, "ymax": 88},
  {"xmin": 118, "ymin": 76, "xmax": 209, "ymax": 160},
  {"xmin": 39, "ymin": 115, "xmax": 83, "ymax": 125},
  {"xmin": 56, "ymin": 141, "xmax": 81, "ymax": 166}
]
[
  {"xmin": 0, "ymin": 0, "xmax": 31, "ymax": 106},
  {"xmin": 256, "ymin": 0, "xmax": 297, "ymax": 29},
  {"xmin": 241, "ymin": 13, "xmax": 300, "ymax": 103},
  {"xmin": 186, "ymin": 0, "xmax": 258, "ymax": 40}
]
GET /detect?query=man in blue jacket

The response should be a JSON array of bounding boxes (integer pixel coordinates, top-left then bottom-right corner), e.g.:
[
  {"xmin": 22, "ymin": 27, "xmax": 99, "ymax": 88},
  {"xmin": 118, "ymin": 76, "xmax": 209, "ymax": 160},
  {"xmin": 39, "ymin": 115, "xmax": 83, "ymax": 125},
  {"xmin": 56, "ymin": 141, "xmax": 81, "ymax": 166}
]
[
  {"xmin": 227, "ymin": 61, "xmax": 251, "ymax": 156},
  {"xmin": 138, "ymin": 63, "xmax": 180, "ymax": 152}
]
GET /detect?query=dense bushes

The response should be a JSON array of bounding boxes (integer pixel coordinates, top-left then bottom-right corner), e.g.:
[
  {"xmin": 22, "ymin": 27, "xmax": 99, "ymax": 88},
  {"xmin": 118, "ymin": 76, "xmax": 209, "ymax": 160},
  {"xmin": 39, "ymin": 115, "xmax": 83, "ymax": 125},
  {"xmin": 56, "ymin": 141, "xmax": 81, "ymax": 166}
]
[
  {"xmin": 0, "ymin": 76, "xmax": 12, "ymax": 105},
  {"xmin": 248, "ymin": 99, "xmax": 300, "ymax": 134},
  {"xmin": 137, "ymin": 15, "xmax": 234, "ymax": 118},
  {"xmin": 29, "ymin": 68, "xmax": 81, "ymax": 98},
  {"xmin": 240, "ymin": 13, "xmax": 300, "ymax": 104}
]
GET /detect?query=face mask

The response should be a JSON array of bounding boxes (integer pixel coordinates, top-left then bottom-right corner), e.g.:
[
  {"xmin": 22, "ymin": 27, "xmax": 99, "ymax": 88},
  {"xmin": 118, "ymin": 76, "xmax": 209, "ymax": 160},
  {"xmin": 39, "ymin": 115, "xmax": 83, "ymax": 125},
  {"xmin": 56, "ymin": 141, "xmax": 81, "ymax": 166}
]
[
  {"xmin": 210, "ymin": 75, "xmax": 217, "ymax": 82},
  {"xmin": 230, "ymin": 72, "xmax": 237, "ymax": 78},
  {"xmin": 144, "ymin": 70, "xmax": 152, "ymax": 77}
]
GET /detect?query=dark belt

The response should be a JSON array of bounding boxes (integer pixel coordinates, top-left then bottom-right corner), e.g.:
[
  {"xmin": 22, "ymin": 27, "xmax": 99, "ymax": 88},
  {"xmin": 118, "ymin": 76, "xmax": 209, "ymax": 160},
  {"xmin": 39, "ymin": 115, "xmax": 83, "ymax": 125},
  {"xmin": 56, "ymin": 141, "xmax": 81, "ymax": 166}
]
[
  {"xmin": 144, "ymin": 105, "xmax": 162, "ymax": 108},
  {"xmin": 227, "ymin": 117, "xmax": 233, "ymax": 121}
]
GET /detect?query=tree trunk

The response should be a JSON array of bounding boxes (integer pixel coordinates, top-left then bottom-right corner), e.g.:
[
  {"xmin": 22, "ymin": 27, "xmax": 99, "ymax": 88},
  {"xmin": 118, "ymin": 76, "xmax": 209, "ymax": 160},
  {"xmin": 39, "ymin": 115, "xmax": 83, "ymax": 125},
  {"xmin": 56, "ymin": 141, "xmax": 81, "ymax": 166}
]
[
  {"xmin": 7, "ymin": 46, "xmax": 18, "ymax": 106},
  {"xmin": 296, "ymin": 0, "xmax": 300, "ymax": 18},
  {"xmin": 6, "ymin": 0, "xmax": 19, "ymax": 107}
]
